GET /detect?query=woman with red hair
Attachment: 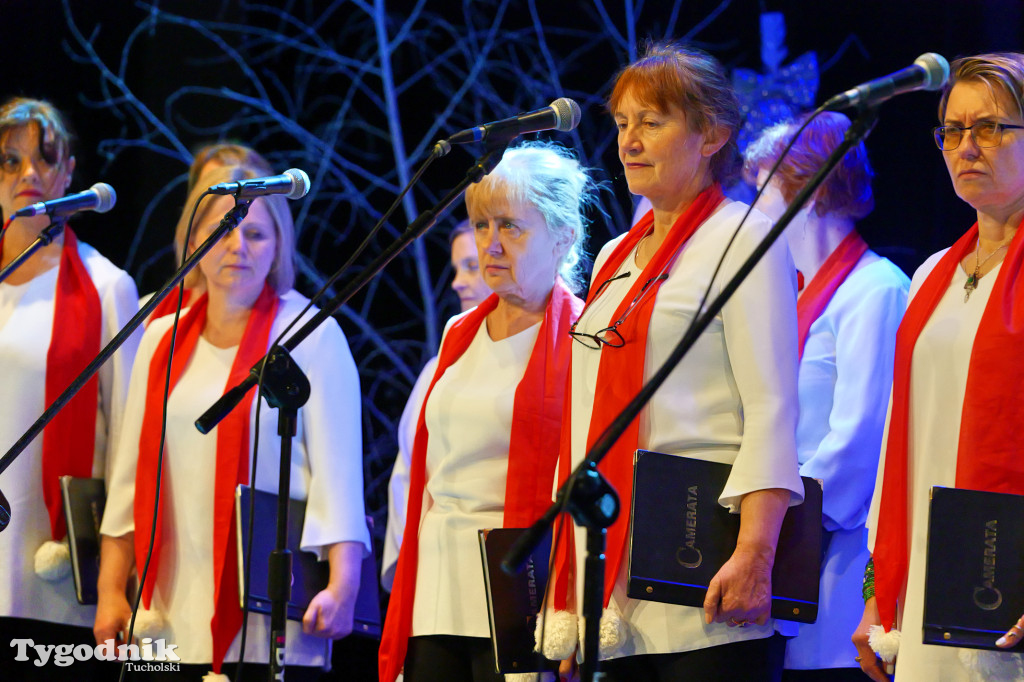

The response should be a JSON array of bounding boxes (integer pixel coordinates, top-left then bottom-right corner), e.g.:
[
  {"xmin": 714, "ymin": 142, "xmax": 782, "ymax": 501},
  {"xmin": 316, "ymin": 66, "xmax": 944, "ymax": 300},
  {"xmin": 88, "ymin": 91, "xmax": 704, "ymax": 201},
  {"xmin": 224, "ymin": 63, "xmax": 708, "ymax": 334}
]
[
  {"xmin": 746, "ymin": 112, "xmax": 909, "ymax": 681},
  {"xmin": 551, "ymin": 44, "xmax": 802, "ymax": 681}
]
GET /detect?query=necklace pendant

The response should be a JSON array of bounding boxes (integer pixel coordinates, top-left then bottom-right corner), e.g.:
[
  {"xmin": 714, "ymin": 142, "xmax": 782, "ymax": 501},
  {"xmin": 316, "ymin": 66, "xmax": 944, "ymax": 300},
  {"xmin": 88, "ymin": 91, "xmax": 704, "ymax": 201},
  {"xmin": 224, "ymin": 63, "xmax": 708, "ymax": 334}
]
[{"xmin": 964, "ymin": 273, "xmax": 978, "ymax": 302}]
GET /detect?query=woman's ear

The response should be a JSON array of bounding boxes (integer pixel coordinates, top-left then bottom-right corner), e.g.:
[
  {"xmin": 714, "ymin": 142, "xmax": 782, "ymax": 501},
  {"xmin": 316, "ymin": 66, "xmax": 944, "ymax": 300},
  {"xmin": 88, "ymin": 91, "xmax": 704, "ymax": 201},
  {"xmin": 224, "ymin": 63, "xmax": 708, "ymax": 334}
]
[
  {"xmin": 64, "ymin": 156, "xmax": 76, "ymax": 189},
  {"xmin": 554, "ymin": 225, "xmax": 575, "ymax": 257},
  {"xmin": 701, "ymin": 125, "xmax": 730, "ymax": 158}
]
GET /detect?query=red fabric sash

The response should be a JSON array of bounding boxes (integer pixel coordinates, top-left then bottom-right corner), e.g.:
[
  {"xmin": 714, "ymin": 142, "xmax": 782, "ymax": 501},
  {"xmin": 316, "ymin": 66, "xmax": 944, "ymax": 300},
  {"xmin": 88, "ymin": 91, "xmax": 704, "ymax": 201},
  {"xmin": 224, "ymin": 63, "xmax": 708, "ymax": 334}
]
[
  {"xmin": 874, "ymin": 217, "xmax": 1024, "ymax": 631},
  {"xmin": 796, "ymin": 231, "xmax": 869, "ymax": 360},
  {"xmin": 35, "ymin": 229, "xmax": 102, "ymax": 540},
  {"xmin": 378, "ymin": 281, "xmax": 583, "ymax": 682},
  {"xmin": 134, "ymin": 284, "xmax": 278, "ymax": 672},
  {"xmin": 555, "ymin": 184, "xmax": 725, "ymax": 606},
  {"xmin": 145, "ymin": 287, "xmax": 194, "ymax": 328}
]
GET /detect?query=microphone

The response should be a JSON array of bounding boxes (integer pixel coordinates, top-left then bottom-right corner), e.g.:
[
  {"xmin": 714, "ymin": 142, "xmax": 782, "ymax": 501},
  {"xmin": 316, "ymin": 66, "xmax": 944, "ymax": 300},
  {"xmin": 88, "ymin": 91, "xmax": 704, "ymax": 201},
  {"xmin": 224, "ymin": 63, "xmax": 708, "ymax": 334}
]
[
  {"xmin": 13, "ymin": 183, "xmax": 117, "ymax": 219},
  {"xmin": 823, "ymin": 53, "xmax": 950, "ymax": 111},
  {"xmin": 207, "ymin": 168, "xmax": 311, "ymax": 200},
  {"xmin": 441, "ymin": 98, "xmax": 582, "ymax": 149}
]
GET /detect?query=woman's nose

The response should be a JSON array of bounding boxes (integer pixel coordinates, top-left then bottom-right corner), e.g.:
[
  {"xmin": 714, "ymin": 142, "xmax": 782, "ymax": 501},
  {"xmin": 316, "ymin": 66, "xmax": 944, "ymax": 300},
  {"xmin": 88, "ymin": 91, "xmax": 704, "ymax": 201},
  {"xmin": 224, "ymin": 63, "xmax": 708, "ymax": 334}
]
[
  {"xmin": 483, "ymin": 226, "xmax": 502, "ymax": 253},
  {"xmin": 620, "ymin": 125, "xmax": 642, "ymax": 153}
]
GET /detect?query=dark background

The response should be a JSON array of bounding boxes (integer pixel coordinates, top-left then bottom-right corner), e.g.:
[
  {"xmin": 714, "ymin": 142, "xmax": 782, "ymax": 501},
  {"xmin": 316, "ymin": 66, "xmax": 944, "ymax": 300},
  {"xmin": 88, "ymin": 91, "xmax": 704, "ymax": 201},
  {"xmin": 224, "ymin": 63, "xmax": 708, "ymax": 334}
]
[{"xmin": 3, "ymin": 0, "xmax": 1020, "ymax": 276}]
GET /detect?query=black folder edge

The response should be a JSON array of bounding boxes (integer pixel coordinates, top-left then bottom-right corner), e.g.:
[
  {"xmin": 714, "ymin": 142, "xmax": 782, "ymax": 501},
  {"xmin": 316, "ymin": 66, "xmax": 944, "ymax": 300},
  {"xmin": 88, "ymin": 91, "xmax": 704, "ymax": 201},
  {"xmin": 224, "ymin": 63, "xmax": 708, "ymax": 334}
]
[
  {"xmin": 60, "ymin": 475, "xmax": 104, "ymax": 606},
  {"xmin": 478, "ymin": 528, "xmax": 560, "ymax": 674},
  {"xmin": 625, "ymin": 450, "xmax": 822, "ymax": 624},
  {"xmin": 923, "ymin": 486, "xmax": 1024, "ymax": 651},
  {"xmin": 234, "ymin": 484, "xmax": 382, "ymax": 638},
  {"xmin": 479, "ymin": 529, "xmax": 505, "ymax": 671}
]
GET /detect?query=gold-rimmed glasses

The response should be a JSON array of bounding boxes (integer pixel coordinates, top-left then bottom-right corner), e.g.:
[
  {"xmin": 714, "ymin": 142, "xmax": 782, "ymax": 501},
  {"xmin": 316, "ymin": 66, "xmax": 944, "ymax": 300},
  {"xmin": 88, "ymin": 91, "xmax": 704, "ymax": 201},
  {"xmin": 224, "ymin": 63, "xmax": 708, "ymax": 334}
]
[{"xmin": 933, "ymin": 121, "xmax": 1024, "ymax": 151}]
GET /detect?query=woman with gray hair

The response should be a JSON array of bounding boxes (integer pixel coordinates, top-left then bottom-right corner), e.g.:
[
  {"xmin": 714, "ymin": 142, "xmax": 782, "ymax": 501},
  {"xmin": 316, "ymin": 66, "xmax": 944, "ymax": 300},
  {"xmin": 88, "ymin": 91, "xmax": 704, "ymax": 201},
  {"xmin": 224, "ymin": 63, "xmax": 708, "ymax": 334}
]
[{"xmin": 379, "ymin": 141, "xmax": 595, "ymax": 682}]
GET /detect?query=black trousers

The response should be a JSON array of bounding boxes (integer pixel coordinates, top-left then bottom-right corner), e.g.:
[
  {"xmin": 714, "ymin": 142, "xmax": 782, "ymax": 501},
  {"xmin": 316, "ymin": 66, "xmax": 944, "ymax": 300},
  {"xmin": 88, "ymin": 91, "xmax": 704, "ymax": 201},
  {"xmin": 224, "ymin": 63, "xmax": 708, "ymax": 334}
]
[
  {"xmin": 783, "ymin": 668, "xmax": 875, "ymax": 682},
  {"xmin": 404, "ymin": 634, "xmax": 505, "ymax": 682},
  {"xmin": 597, "ymin": 632, "xmax": 789, "ymax": 682}
]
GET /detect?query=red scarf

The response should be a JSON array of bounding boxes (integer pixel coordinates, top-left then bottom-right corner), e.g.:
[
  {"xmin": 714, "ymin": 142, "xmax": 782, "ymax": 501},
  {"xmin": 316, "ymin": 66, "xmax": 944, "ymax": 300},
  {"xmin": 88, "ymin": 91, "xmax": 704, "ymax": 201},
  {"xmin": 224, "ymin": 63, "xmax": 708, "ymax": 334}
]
[
  {"xmin": 145, "ymin": 287, "xmax": 194, "ymax": 328},
  {"xmin": 796, "ymin": 231, "xmax": 869, "ymax": 359},
  {"xmin": 134, "ymin": 284, "xmax": 278, "ymax": 673},
  {"xmin": 378, "ymin": 281, "xmax": 583, "ymax": 682},
  {"xmin": 554, "ymin": 184, "xmax": 725, "ymax": 606},
  {"xmin": 874, "ymin": 218, "xmax": 1024, "ymax": 632},
  {"xmin": 32, "ymin": 229, "xmax": 102, "ymax": 540}
]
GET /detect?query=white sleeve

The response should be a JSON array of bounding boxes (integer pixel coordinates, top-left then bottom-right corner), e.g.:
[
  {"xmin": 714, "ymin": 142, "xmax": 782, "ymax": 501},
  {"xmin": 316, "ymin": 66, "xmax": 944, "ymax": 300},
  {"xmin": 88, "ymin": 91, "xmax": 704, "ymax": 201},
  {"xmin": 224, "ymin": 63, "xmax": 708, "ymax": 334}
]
[
  {"xmin": 717, "ymin": 215, "xmax": 804, "ymax": 510},
  {"xmin": 381, "ymin": 356, "xmax": 439, "ymax": 591},
  {"xmin": 800, "ymin": 271, "xmax": 909, "ymax": 530},
  {"xmin": 297, "ymin": 318, "xmax": 372, "ymax": 559},
  {"xmin": 97, "ymin": 270, "xmax": 141, "ymax": 482},
  {"xmin": 100, "ymin": 322, "xmax": 165, "ymax": 538}
]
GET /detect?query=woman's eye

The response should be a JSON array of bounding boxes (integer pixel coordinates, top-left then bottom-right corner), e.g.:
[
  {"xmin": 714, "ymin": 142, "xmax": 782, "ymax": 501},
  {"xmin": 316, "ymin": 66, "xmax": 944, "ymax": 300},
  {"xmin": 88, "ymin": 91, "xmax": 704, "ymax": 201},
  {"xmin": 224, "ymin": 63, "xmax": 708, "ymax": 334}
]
[{"xmin": 0, "ymin": 155, "xmax": 19, "ymax": 172}]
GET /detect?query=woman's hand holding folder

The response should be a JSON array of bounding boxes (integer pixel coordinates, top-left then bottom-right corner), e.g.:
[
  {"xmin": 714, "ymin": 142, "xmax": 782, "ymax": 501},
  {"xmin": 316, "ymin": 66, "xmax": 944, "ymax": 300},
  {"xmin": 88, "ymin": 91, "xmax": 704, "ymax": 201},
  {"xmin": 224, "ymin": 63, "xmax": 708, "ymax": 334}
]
[
  {"xmin": 996, "ymin": 612, "xmax": 1024, "ymax": 648},
  {"xmin": 703, "ymin": 488, "xmax": 789, "ymax": 627}
]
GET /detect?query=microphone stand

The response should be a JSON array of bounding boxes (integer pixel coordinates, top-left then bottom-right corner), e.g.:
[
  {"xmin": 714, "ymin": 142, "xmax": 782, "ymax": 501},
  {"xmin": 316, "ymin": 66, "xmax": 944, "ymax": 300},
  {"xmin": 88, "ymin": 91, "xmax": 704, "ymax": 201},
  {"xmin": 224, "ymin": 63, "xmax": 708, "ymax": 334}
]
[
  {"xmin": 254, "ymin": 346, "xmax": 311, "ymax": 682},
  {"xmin": 0, "ymin": 199, "xmax": 253, "ymax": 526},
  {"xmin": 0, "ymin": 219, "xmax": 67, "ymax": 285},
  {"xmin": 193, "ymin": 146, "xmax": 507, "ymax": 682},
  {"xmin": 502, "ymin": 105, "xmax": 881, "ymax": 682}
]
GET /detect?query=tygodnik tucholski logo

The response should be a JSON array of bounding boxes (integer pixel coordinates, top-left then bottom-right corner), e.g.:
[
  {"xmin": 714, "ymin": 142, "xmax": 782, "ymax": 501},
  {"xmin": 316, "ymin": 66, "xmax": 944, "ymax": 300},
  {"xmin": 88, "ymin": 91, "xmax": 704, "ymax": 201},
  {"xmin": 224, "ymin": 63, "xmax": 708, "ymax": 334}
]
[{"xmin": 11, "ymin": 637, "xmax": 181, "ymax": 671}]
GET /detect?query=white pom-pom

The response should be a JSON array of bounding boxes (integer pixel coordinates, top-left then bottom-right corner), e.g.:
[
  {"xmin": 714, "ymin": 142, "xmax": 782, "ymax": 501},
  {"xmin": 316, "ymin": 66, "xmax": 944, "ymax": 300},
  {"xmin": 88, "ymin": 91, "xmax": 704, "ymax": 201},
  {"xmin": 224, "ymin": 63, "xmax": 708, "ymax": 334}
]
[
  {"xmin": 505, "ymin": 673, "xmax": 556, "ymax": 682},
  {"xmin": 202, "ymin": 673, "xmax": 231, "ymax": 682},
  {"xmin": 131, "ymin": 608, "xmax": 166, "ymax": 640},
  {"xmin": 867, "ymin": 624, "xmax": 901, "ymax": 662},
  {"xmin": 958, "ymin": 648, "xmax": 1024, "ymax": 681},
  {"xmin": 34, "ymin": 540, "xmax": 71, "ymax": 581},
  {"xmin": 582, "ymin": 605, "xmax": 627, "ymax": 660},
  {"xmin": 535, "ymin": 609, "xmax": 577, "ymax": 660}
]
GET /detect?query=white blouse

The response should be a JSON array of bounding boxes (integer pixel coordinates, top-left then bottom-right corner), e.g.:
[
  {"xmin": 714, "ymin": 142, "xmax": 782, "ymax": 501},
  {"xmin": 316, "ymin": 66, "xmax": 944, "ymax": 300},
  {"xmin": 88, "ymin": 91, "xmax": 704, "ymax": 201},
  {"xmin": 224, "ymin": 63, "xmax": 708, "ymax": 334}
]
[
  {"xmin": 869, "ymin": 252, "xmax": 1024, "ymax": 681},
  {"xmin": 0, "ymin": 240, "xmax": 139, "ymax": 628},
  {"xmin": 382, "ymin": 356, "xmax": 438, "ymax": 592},
  {"xmin": 784, "ymin": 256, "xmax": 909, "ymax": 670},
  {"xmin": 411, "ymin": 316, "xmax": 540, "ymax": 638},
  {"xmin": 101, "ymin": 290, "xmax": 371, "ymax": 668},
  {"xmin": 569, "ymin": 201, "xmax": 803, "ymax": 658}
]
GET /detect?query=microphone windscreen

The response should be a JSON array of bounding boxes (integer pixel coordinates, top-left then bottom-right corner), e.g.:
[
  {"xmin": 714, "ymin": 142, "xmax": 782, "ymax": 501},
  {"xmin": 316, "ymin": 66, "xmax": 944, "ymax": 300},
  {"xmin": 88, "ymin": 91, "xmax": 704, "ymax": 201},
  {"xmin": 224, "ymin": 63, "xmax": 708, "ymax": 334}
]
[
  {"xmin": 915, "ymin": 53, "xmax": 950, "ymax": 91},
  {"xmin": 283, "ymin": 169, "xmax": 311, "ymax": 200},
  {"xmin": 552, "ymin": 98, "xmax": 582, "ymax": 132},
  {"xmin": 91, "ymin": 183, "xmax": 117, "ymax": 213}
]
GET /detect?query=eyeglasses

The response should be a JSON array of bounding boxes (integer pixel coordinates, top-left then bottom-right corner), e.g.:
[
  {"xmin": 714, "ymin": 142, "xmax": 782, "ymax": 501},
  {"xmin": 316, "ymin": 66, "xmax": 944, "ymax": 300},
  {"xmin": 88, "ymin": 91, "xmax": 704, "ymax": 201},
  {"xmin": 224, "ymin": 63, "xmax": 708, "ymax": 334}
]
[
  {"xmin": 569, "ymin": 272, "xmax": 667, "ymax": 349},
  {"xmin": 932, "ymin": 121, "xmax": 1024, "ymax": 151}
]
